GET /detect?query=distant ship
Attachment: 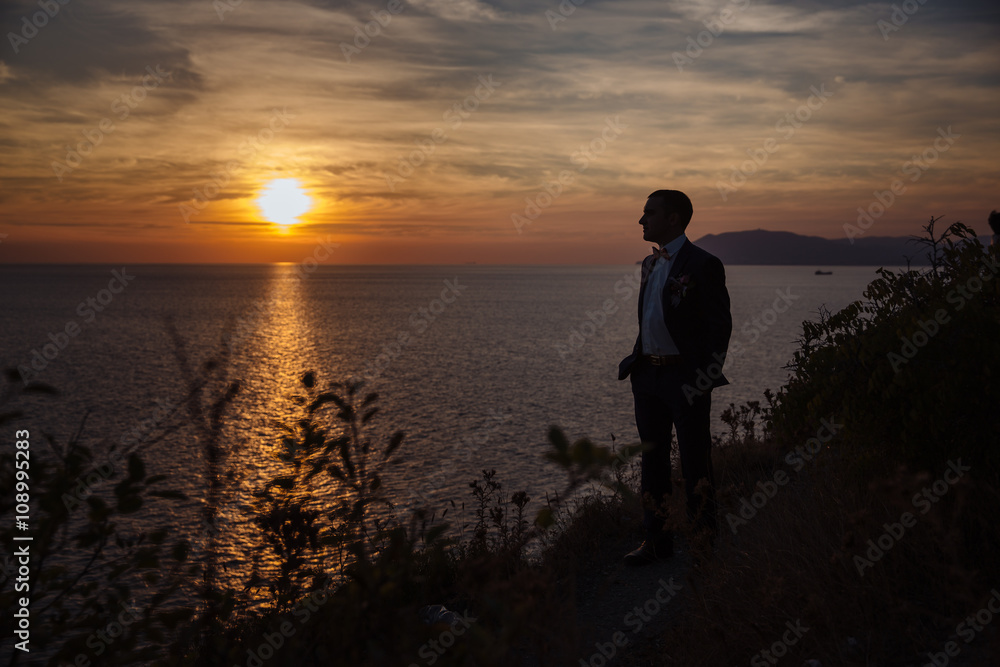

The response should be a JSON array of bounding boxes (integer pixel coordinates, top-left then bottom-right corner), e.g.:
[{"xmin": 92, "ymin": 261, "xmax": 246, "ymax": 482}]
[{"xmin": 815, "ymin": 269, "xmax": 833, "ymax": 275}]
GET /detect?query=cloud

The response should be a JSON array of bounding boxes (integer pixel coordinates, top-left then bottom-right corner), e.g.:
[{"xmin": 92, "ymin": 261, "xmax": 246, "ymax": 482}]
[
  {"xmin": 408, "ymin": 0, "xmax": 504, "ymax": 21},
  {"xmin": 1, "ymin": 2, "xmax": 202, "ymax": 88},
  {"xmin": 0, "ymin": 0, "xmax": 997, "ymax": 251}
]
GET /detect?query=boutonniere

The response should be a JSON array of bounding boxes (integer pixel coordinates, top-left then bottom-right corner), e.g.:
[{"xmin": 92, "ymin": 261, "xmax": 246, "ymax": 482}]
[{"xmin": 667, "ymin": 274, "xmax": 694, "ymax": 307}]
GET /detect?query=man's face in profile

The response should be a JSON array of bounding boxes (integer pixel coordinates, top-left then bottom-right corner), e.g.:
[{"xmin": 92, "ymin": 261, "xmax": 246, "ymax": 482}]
[{"xmin": 639, "ymin": 196, "xmax": 681, "ymax": 245}]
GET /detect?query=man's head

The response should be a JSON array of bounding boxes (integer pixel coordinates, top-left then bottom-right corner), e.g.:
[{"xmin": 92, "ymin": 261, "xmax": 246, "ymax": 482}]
[
  {"xmin": 640, "ymin": 190, "xmax": 692, "ymax": 245},
  {"xmin": 989, "ymin": 210, "xmax": 1000, "ymax": 235}
]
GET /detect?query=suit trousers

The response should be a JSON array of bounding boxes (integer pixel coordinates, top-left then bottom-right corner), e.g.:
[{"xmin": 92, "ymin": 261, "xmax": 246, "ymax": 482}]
[{"xmin": 630, "ymin": 357, "xmax": 717, "ymax": 537}]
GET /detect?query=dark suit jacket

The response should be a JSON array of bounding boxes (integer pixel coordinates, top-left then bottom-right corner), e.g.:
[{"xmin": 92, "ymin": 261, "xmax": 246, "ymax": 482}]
[{"xmin": 618, "ymin": 239, "xmax": 733, "ymax": 387}]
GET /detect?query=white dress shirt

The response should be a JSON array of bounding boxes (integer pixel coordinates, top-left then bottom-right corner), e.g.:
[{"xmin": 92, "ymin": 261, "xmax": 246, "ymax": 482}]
[{"xmin": 641, "ymin": 234, "xmax": 688, "ymax": 355}]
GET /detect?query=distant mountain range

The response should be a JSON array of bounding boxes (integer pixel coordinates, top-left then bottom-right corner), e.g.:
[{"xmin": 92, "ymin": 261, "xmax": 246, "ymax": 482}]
[{"xmin": 693, "ymin": 229, "xmax": 993, "ymax": 266}]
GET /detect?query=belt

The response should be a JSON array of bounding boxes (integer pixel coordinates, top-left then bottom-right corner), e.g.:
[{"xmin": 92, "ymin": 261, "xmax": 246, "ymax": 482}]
[{"xmin": 643, "ymin": 354, "xmax": 682, "ymax": 366}]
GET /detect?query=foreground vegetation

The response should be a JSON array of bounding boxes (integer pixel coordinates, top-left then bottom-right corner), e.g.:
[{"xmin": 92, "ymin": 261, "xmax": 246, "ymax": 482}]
[{"xmin": 1, "ymin": 219, "xmax": 997, "ymax": 666}]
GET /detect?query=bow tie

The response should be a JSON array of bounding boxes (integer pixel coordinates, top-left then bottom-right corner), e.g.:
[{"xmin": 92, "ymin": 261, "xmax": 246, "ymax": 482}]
[{"xmin": 651, "ymin": 246, "xmax": 671, "ymax": 261}]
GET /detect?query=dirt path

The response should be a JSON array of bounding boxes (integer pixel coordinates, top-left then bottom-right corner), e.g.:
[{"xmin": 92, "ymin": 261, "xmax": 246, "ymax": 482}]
[{"xmin": 572, "ymin": 535, "xmax": 694, "ymax": 666}]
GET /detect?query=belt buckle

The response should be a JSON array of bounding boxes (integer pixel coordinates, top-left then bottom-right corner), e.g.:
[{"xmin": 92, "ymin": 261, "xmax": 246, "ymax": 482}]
[{"xmin": 647, "ymin": 354, "xmax": 678, "ymax": 366}]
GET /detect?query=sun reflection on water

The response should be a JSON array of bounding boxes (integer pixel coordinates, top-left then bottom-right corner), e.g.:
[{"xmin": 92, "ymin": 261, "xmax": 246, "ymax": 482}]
[{"xmin": 214, "ymin": 264, "xmax": 354, "ymax": 603}]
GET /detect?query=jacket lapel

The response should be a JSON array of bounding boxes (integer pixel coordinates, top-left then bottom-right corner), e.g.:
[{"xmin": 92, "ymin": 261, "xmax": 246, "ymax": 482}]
[
  {"xmin": 667, "ymin": 239, "xmax": 691, "ymax": 282},
  {"xmin": 661, "ymin": 239, "xmax": 692, "ymax": 310},
  {"xmin": 637, "ymin": 255, "xmax": 654, "ymax": 323}
]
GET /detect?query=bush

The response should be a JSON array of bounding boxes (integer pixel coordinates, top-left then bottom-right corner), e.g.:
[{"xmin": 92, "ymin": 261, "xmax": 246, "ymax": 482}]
[
  {"xmin": 0, "ymin": 370, "xmax": 195, "ymax": 666},
  {"xmin": 770, "ymin": 218, "xmax": 1000, "ymax": 478}
]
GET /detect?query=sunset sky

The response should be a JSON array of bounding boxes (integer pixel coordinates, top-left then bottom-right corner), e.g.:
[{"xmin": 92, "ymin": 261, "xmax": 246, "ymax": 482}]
[{"xmin": 1, "ymin": 0, "xmax": 998, "ymax": 263}]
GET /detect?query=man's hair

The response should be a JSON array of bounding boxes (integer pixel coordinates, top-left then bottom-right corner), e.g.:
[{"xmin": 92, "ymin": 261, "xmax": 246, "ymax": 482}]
[
  {"xmin": 647, "ymin": 190, "xmax": 693, "ymax": 228},
  {"xmin": 989, "ymin": 210, "xmax": 1000, "ymax": 235}
]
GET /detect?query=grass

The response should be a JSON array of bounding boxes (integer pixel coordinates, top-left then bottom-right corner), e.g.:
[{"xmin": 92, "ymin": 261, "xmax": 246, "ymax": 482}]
[{"xmin": 657, "ymin": 421, "xmax": 1000, "ymax": 666}]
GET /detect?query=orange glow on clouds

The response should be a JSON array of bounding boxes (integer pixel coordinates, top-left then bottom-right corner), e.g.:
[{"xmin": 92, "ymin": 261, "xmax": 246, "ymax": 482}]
[{"xmin": 0, "ymin": 0, "xmax": 998, "ymax": 263}]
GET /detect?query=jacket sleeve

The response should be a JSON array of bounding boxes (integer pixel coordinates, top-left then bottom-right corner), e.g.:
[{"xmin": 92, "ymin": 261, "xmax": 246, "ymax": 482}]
[
  {"xmin": 699, "ymin": 255, "xmax": 732, "ymax": 372},
  {"xmin": 618, "ymin": 256, "xmax": 652, "ymax": 380}
]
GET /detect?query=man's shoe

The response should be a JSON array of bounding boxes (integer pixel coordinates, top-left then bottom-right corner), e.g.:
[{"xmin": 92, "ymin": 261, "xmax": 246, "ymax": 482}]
[{"xmin": 623, "ymin": 538, "xmax": 673, "ymax": 566}]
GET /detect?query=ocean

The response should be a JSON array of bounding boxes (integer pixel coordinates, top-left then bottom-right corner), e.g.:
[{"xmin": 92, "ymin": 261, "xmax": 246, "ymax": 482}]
[{"xmin": 1, "ymin": 263, "xmax": 882, "ymax": 598}]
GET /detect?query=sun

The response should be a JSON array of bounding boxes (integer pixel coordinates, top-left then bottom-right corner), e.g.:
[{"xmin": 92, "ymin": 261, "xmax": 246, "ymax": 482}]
[{"xmin": 256, "ymin": 178, "xmax": 312, "ymax": 226}]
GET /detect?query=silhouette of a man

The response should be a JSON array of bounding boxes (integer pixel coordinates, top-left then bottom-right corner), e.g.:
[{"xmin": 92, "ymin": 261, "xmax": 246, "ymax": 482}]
[
  {"xmin": 989, "ymin": 210, "xmax": 1000, "ymax": 247},
  {"xmin": 618, "ymin": 190, "xmax": 732, "ymax": 565}
]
